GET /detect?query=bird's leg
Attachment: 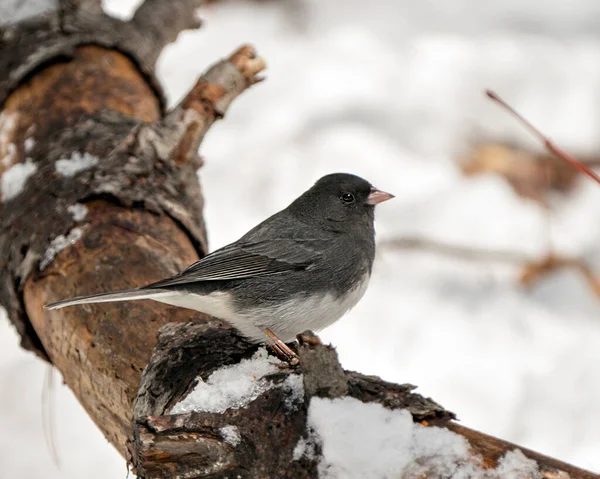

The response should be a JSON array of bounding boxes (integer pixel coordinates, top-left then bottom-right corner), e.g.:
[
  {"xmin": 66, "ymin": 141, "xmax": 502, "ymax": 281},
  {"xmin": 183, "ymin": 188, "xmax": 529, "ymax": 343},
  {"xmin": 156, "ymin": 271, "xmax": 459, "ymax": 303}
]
[{"xmin": 264, "ymin": 328, "xmax": 299, "ymax": 365}]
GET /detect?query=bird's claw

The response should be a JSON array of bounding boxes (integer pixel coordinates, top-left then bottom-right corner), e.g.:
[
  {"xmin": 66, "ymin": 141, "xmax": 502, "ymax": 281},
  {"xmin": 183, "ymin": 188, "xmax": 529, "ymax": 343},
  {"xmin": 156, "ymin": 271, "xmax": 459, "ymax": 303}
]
[{"xmin": 264, "ymin": 328, "xmax": 300, "ymax": 366}]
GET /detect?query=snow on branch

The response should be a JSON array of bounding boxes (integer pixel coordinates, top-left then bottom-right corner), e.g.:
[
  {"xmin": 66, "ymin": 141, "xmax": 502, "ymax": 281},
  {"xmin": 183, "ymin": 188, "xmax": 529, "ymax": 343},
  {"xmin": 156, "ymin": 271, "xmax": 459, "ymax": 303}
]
[{"xmin": 131, "ymin": 323, "xmax": 599, "ymax": 479}]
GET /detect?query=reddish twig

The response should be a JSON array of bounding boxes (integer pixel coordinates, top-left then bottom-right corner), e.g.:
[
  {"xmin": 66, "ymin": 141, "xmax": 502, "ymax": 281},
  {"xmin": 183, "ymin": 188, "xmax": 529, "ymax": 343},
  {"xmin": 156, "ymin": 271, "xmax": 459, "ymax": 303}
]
[{"xmin": 486, "ymin": 90, "xmax": 600, "ymax": 186}]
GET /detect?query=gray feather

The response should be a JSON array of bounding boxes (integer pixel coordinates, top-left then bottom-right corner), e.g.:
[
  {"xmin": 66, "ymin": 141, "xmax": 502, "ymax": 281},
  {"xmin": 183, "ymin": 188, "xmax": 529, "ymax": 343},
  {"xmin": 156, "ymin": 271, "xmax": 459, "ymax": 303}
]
[
  {"xmin": 143, "ymin": 216, "xmax": 334, "ymax": 289},
  {"xmin": 44, "ymin": 288, "xmax": 170, "ymax": 310}
]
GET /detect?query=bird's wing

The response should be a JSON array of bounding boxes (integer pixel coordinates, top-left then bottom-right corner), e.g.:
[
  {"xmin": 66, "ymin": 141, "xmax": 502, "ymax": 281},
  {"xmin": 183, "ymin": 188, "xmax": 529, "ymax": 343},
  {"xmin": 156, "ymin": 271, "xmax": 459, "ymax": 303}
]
[{"xmin": 143, "ymin": 234, "xmax": 330, "ymax": 289}]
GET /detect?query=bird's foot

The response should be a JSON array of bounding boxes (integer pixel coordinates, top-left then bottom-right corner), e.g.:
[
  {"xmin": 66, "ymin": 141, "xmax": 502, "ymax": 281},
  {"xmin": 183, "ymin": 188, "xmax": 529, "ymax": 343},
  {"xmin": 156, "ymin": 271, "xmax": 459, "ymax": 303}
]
[{"xmin": 264, "ymin": 328, "xmax": 299, "ymax": 366}]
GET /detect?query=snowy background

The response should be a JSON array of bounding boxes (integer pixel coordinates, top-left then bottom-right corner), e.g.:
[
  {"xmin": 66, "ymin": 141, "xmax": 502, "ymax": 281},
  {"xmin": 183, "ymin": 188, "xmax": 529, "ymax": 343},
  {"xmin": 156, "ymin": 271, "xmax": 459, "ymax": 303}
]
[{"xmin": 3, "ymin": 0, "xmax": 600, "ymax": 477}]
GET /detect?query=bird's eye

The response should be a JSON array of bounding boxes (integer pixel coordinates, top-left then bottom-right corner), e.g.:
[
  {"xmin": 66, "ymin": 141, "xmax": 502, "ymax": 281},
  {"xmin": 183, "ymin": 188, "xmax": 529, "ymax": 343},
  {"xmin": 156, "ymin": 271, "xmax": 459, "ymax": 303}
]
[{"xmin": 341, "ymin": 193, "xmax": 355, "ymax": 203}]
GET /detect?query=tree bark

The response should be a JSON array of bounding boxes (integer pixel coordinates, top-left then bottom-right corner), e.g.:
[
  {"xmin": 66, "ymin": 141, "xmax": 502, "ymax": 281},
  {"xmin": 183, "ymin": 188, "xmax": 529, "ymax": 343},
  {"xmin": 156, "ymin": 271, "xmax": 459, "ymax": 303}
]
[
  {"xmin": 0, "ymin": 0, "xmax": 264, "ymax": 458},
  {"xmin": 130, "ymin": 324, "xmax": 599, "ymax": 479},
  {"xmin": 1, "ymin": 2, "xmax": 598, "ymax": 478}
]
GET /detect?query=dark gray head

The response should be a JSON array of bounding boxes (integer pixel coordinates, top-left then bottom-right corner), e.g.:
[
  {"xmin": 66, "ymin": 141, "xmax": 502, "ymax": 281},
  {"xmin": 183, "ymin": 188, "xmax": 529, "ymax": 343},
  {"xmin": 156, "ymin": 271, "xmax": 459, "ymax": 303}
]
[{"xmin": 287, "ymin": 173, "xmax": 393, "ymax": 231}]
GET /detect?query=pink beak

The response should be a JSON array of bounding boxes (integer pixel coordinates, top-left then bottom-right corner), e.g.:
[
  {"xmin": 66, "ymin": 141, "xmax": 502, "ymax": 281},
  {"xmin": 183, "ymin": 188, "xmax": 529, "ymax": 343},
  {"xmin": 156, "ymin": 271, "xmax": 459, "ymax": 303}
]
[{"xmin": 366, "ymin": 187, "xmax": 394, "ymax": 205}]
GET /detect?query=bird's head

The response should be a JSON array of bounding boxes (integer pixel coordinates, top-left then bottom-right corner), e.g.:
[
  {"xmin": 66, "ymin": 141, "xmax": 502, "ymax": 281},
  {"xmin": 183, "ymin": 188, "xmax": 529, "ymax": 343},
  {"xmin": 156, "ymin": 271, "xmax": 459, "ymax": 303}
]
[{"xmin": 289, "ymin": 173, "xmax": 394, "ymax": 230}]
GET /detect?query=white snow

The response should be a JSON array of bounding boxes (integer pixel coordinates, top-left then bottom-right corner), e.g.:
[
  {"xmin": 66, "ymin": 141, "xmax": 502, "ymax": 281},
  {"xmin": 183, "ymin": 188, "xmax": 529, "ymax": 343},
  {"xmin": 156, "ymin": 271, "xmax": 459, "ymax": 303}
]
[
  {"xmin": 293, "ymin": 436, "xmax": 315, "ymax": 462},
  {"xmin": 495, "ymin": 449, "xmax": 541, "ymax": 479},
  {"xmin": 298, "ymin": 396, "xmax": 541, "ymax": 479},
  {"xmin": 101, "ymin": 0, "xmax": 144, "ymax": 20},
  {"xmin": 54, "ymin": 152, "xmax": 98, "ymax": 177},
  {"xmin": 219, "ymin": 425, "xmax": 241, "ymax": 447},
  {"xmin": 67, "ymin": 204, "xmax": 88, "ymax": 222},
  {"xmin": 0, "ymin": 111, "xmax": 19, "ymax": 167},
  {"xmin": 24, "ymin": 137, "xmax": 36, "ymax": 153},
  {"xmin": 0, "ymin": 0, "xmax": 58, "ymax": 25},
  {"xmin": 1, "ymin": 158, "xmax": 37, "ymax": 201},
  {"xmin": 169, "ymin": 355, "xmax": 304, "ymax": 416},
  {"xmin": 40, "ymin": 227, "xmax": 86, "ymax": 271},
  {"xmin": 3, "ymin": 0, "xmax": 600, "ymax": 477},
  {"xmin": 1, "ymin": 143, "xmax": 16, "ymax": 166},
  {"xmin": 169, "ymin": 349, "xmax": 281, "ymax": 414}
]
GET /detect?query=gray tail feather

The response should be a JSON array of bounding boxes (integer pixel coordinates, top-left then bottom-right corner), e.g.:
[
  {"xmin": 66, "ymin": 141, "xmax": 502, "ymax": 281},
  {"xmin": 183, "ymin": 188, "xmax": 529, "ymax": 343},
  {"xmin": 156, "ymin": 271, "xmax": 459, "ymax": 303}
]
[{"xmin": 44, "ymin": 288, "xmax": 171, "ymax": 310}]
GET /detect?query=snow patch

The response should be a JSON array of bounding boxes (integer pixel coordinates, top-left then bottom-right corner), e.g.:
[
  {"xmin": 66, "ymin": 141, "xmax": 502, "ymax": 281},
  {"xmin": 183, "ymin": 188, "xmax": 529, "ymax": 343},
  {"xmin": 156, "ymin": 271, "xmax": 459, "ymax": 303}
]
[
  {"xmin": 495, "ymin": 449, "xmax": 541, "ymax": 479},
  {"xmin": 296, "ymin": 397, "xmax": 541, "ymax": 479},
  {"xmin": 102, "ymin": 0, "xmax": 144, "ymax": 20},
  {"xmin": 1, "ymin": 158, "xmax": 37, "ymax": 201},
  {"xmin": 0, "ymin": 111, "xmax": 19, "ymax": 167},
  {"xmin": 55, "ymin": 151, "xmax": 98, "ymax": 177},
  {"xmin": 2, "ymin": 143, "xmax": 16, "ymax": 167},
  {"xmin": 67, "ymin": 203, "xmax": 88, "ymax": 222},
  {"xmin": 219, "ymin": 425, "xmax": 241, "ymax": 447},
  {"xmin": 169, "ymin": 349, "xmax": 281, "ymax": 414},
  {"xmin": 40, "ymin": 227, "xmax": 86, "ymax": 270},
  {"xmin": 293, "ymin": 436, "xmax": 317, "ymax": 462},
  {"xmin": 24, "ymin": 137, "xmax": 35, "ymax": 153}
]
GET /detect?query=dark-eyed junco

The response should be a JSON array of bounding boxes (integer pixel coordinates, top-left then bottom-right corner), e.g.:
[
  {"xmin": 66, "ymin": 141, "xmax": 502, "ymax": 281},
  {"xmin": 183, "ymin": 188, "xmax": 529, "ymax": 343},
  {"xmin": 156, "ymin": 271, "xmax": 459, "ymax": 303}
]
[{"xmin": 46, "ymin": 173, "xmax": 393, "ymax": 360}]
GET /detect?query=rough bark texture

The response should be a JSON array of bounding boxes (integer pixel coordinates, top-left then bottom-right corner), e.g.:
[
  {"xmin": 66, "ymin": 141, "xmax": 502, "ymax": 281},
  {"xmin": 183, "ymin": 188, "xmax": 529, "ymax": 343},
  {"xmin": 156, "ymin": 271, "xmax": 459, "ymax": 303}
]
[
  {"xmin": 131, "ymin": 323, "xmax": 599, "ymax": 479},
  {"xmin": 0, "ymin": 0, "xmax": 265, "ymax": 457},
  {"xmin": 0, "ymin": 0, "xmax": 204, "ymax": 107},
  {"xmin": 0, "ymin": 0, "xmax": 210, "ymax": 356},
  {"xmin": 1, "ymin": 2, "xmax": 599, "ymax": 478},
  {"xmin": 132, "ymin": 323, "xmax": 453, "ymax": 478}
]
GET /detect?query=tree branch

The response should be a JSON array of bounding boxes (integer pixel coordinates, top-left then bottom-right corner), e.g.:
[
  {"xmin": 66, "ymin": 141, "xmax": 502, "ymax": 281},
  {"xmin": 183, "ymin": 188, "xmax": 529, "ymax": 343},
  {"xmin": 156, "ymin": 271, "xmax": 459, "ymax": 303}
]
[
  {"xmin": 157, "ymin": 44, "xmax": 266, "ymax": 169},
  {"xmin": 442, "ymin": 423, "xmax": 599, "ymax": 479},
  {"xmin": 130, "ymin": 323, "xmax": 598, "ymax": 478},
  {"xmin": 0, "ymin": 0, "xmax": 205, "ymax": 109},
  {"xmin": 0, "ymin": 37, "xmax": 265, "ymax": 455}
]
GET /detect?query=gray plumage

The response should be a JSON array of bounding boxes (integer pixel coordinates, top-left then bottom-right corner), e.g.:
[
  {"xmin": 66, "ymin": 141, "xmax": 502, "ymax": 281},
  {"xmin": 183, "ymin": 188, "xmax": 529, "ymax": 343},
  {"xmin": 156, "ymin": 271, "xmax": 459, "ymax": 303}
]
[{"xmin": 45, "ymin": 173, "xmax": 392, "ymax": 343}]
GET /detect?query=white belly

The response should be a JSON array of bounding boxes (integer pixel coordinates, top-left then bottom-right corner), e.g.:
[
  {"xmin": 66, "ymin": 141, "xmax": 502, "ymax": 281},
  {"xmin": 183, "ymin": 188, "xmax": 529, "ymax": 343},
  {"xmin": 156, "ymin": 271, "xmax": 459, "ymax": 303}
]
[
  {"xmin": 152, "ymin": 274, "xmax": 371, "ymax": 344},
  {"xmin": 236, "ymin": 274, "xmax": 371, "ymax": 342}
]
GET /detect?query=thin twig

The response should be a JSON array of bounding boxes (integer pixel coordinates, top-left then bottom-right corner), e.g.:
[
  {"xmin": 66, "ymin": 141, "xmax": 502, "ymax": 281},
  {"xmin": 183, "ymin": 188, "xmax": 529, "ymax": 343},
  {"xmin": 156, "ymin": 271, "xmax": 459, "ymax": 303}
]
[{"xmin": 486, "ymin": 90, "xmax": 600, "ymax": 186}]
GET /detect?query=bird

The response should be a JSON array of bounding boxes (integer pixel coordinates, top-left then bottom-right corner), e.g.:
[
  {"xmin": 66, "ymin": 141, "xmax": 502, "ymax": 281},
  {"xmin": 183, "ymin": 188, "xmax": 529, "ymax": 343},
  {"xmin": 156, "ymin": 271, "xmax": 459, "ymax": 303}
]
[{"xmin": 45, "ymin": 173, "xmax": 393, "ymax": 361}]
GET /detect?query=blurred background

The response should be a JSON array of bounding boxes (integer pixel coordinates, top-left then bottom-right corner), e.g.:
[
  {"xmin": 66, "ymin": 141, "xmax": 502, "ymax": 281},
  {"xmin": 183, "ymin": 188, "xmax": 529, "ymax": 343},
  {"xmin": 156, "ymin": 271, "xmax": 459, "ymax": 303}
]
[{"xmin": 2, "ymin": 0, "xmax": 600, "ymax": 476}]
